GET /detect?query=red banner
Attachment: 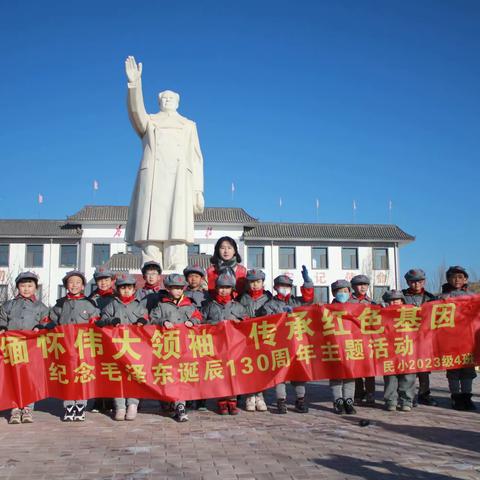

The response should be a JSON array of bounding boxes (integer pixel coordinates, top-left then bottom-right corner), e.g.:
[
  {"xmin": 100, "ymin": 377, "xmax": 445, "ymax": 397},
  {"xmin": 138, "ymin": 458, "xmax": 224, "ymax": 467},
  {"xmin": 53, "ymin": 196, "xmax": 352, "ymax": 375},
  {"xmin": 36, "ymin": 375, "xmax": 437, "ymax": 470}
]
[{"xmin": 1, "ymin": 296, "xmax": 479, "ymax": 410}]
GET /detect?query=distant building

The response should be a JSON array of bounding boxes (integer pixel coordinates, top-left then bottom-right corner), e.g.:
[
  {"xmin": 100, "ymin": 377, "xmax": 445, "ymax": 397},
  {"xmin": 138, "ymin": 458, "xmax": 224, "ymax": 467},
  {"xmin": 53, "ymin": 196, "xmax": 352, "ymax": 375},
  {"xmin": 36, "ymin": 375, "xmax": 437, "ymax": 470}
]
[{"xmin": 0, "ymin": 205, "xmax": 414, "ymax": 306}]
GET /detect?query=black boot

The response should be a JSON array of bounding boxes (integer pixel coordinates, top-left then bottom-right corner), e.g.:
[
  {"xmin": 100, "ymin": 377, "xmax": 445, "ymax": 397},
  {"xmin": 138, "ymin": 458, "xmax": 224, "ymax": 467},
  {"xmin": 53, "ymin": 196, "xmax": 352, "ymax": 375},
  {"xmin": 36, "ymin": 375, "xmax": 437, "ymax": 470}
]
[
  {"xmin": 451, "ymin": 393, "xmax": 466, "ymax": 410},
  {"xmin": 73, "ymin": 403, "xmax": 86, "ymax": 421},
  {"xmin": 294, "ymin": 397, "xmax": 308, "ymax": 414},
  {"xmin": 418, "ymin": 391, "xmax": 438, "ymax": 406},
  {"xmin": 333, "ymin": 398, "xmax": 345, "ymax": 415},
  {"xmin": 463, "ymin": 393, "xmax": 476, "ymax": 411},
  {"xmin": 277, "ymin": 398, "xmax": 287, "ymax": 414},
  {"xmin": 63, "ymin": 405, "xmax": 75, "ymax": 422},
  {"xmin": 344, "ymin": 398, "xmax": 357, "ymax": 415}
]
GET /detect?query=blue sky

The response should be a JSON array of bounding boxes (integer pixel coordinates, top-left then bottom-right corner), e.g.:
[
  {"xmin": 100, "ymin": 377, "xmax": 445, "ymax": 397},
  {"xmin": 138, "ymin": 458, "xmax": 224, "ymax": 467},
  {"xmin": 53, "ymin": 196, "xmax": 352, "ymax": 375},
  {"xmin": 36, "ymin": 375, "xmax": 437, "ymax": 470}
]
[{"xmin": 0, "ymin": 0, "xmax": 479, "ymax": 284}]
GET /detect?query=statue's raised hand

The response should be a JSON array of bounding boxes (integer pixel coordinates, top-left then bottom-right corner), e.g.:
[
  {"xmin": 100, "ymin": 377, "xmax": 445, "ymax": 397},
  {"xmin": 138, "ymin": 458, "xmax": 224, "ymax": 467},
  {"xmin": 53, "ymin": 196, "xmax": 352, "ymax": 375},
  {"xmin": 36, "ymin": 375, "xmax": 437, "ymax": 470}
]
[{"xmin": 125, "ymin": 55, "xmax": 142, "ymax": 83}]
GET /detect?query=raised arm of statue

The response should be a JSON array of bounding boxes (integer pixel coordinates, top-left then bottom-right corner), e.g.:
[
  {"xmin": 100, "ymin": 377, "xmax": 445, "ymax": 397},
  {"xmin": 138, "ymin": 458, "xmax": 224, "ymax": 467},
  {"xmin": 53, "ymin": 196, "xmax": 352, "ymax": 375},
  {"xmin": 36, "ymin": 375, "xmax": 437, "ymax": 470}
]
[{"xmin": 125, "ymin": 56, "xmax": 149, "ymax": 137}]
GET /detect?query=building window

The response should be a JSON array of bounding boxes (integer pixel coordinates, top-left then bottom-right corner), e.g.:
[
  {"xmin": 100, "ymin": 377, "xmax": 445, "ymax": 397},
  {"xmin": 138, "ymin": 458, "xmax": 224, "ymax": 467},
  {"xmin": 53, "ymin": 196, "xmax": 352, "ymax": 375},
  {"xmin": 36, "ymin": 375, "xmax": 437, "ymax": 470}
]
[
  {"xmin": 25, "ymin": 245, "xmax": 44, "ymax": 268},
  {"xmin": 342, "ymin": 247, "xmax": 358, "ymax": 270},
  {"xmin": 314, "ymin": 286, "xmax": 330, "ymax": 304},
  {"xmin": 373, "ymin": 248, "xmax": 389, "ymax": 270},
  {"xmin": 0, "ymin": 284, "xmax": 8, "ymax": 303},
  {"xmin": 279, "ymin": 247, "xmax": 296, "ymax": 269},
  {"xmin": 373, "ymin": 286, "xmax": 390, "ymax": 303},
  {"xmin": 311, "ymin": 247, "xmax": 328, "ymax": 269},
  {"xmin": 57, "ymin": 285, "xmax": 67, "ymax": 299},
  {"xmin": 92, "ymin": 244, "xmax": 110, "ymax": 267},
  {"xmin": 248, "ymin": 247, "xmax": 265, "ymax": 269},
  {"xmin": 60, "ymin": 245, "xmax": 78, "ymax": 268},
  {"xmin": 0, "ymin": 245, "xmax": 9, "ymax": 267},
  {"xmin": 188, "ymin": 244, "xmax": 200, "ymax": 255}
]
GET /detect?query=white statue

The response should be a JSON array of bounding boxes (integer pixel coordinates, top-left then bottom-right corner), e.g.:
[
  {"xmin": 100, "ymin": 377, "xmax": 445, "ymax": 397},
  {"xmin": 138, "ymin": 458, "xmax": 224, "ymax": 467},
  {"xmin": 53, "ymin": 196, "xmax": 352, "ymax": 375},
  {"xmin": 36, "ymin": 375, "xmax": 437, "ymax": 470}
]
[{"xmin": 124, "ymin": 56, "xmax": 204, "ymax": 270}]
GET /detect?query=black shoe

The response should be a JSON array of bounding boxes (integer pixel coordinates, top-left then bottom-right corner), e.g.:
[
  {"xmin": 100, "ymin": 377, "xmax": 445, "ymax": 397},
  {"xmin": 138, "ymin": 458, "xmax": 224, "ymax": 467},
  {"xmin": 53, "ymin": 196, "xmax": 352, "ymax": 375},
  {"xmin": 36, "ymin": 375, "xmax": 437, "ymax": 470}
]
[
  {"xmin": 73, "ymin": 403, "xmax": 86, "ymax": 421},
  {"xmin": 277, "ymin": 399, "xmax": 287, "ymax": 414},
  {"xmin": 294, "ymin": 397, "xmax": 308, "ymax": 414},
  {"xmin": 344, "ymin": 398, "xmax": 357, "ymax": 415},
  {"xmin": 418, "ymin": 393, "xmax": 438, "ymax": 406},
  {"xmin": 451, "ymin": 393, "xmax": 466, "ymax": 410},
  {"xmin": 186, "ymin": 401, "xmax": 194, "ymax": 409},
  {"xmin": 174, "ymin": 404, "xmax": 189, "ymax": 422},
  {"xmin": 412, "ymin": 396, "xmax": 418, "ymax": 407},
  {"xmin": 333, "ymin": 398, "xmax": 345, "ymax": 415},
  {"xmin": 463, "ymin": 393, "xmax": 476, "ymax": 411},
  {"xmin": 196, "ymin": 400, "xmax": 207, "ymax": 411},
  {"xmin": 63, "ymin": 405, "xmax": 75, "ymax": 422}
]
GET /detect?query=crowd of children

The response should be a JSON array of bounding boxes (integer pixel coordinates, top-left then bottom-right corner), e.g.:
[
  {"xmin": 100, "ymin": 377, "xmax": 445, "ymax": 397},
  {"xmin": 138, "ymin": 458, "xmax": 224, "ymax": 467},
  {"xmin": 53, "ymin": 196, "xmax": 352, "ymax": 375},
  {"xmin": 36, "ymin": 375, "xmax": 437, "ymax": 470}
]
[{"xmin": 0, "ymin": 236, "xmax": 477, "ymax": 425}]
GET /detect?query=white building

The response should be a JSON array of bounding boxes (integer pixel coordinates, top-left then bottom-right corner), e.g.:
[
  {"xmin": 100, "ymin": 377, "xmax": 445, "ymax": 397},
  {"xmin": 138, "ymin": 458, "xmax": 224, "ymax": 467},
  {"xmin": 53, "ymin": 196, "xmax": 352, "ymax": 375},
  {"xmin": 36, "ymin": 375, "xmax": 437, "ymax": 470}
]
[{"xmin": 0, "ymin": 205, "xmax": 414, "ymax": 306}]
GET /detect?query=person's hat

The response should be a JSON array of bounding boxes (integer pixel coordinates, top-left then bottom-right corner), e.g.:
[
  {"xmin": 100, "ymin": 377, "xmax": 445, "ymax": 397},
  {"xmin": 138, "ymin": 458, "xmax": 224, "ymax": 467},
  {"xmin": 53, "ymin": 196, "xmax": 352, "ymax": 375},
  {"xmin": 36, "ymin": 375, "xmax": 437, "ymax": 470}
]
[
  {"xmin": 115, "ymin": 273, "xmax": 137, "ymax": 287},
  {"xmin": 183, "ymin": 265, "xmax": 206, "ymax": 278},
  {"xmin": 351, "ymin": 275, "xmax": 370, "ymax": 286},
  {"xmin": 141, "ymin": 261, "xmax": 162, "ymax": 275},
  {"xmin": 247, "ymin": 269, "xmax": 266, "ymax": 282},
  {"xmin": 62, "ymin": 270, "xmax": 86, "ymax": 287},
  {"xmin": 216, "ymin": 272, "xmax": 236, "ymax": 288},
  {"xmin": 404, "ymin": 269, "xmax": 426, "ymax": 282},
  {"xmin": 93, "ymin": 267, "xmax": 115, "ymax": 280},
  {"xmin": 331, "ymin": 279, "xmax": 351, "ymax": 293},
  {"xmin": 273, "ymin": 275, "xmax": 294, "ymax": 287},
  {"xmin": 15, "ymin": 271, "xmax": 39, "ymax": 286},
  {"xmin": 446, "ymin": 266, "xmax": 468, "ymax": 279},
  {"xmin": 382, "ymin": 289, "xmax": 406, "ymax": 303},
  {"xmin": 163, "ymin": 273, "xmax": 187, "ymax": 288}
]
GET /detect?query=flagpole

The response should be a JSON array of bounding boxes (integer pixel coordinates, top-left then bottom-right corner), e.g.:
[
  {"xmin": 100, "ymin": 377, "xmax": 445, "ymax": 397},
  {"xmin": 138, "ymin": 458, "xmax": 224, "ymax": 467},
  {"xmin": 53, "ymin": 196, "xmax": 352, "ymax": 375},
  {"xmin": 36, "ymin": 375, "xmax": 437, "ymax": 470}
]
[
  {"xmin": 279, "ymin": 197, "xmax": 283, "ymax": 222},
  {"xmin": 388, "ymin": 200, "xmax": 393, "ymax": 224},
  {"xmin": 231, "ymin": 182, "xmax": 235, "ymax": 205},
  {"xmin": 352, "ymin": 200, "xmax": 357, "ymax": 223},
  {"xmin": 315, "ymin": 198, "xmax": 320, "ymax": 222}
]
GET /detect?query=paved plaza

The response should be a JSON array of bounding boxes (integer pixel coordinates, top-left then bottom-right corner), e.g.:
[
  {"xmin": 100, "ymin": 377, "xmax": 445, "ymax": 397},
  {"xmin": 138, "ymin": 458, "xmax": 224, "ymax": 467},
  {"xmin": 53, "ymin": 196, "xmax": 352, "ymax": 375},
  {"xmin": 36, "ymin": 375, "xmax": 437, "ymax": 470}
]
[{"xmin": 0, "ymin": 372, "xmax": 478, "ymax": 480}]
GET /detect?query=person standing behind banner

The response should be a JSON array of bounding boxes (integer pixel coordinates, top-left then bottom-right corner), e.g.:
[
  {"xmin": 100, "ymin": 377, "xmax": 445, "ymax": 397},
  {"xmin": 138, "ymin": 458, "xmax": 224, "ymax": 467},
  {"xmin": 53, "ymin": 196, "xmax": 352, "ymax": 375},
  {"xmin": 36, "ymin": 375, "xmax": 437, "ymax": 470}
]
[
  {"xmin": 206, "ymin": 236, "xmax": 247, "ymax": 297},
  {"xmin": 328, "ymin": 280, "xmax": 357, "ymax": 415},
  {"xmin": 381, "ymin": 290, "xmax": 416, "ymax": 412},
  {"xmin": 49, "ymin": 271, "xmax": 100, "ymax": 422},
  {"xmin": 150, "ymin": 274, "xmax": 202, "ymax": 422},
  {"xmin": 260, "ymin": 267, "xmax": 314, "ymax": 414},
  {"xmin": 0, "ymin": 272, "xmax": 51, "ymax": 425},
  {"xmin": 349, "ymin": 274, "xmax": 377, "ymax": 407},
  {"xmin": 202, "ymin": 272, "xmax": 248, "ymax": 415},
  {"xmin": 183, "ymin": 264, "xmax": 210, "ymax": 308},
  {"xmin": 96, "ymin": 273, "xmax": 149, "ymax": 421},
  {"xmin": 239, "ymin": 269, "xmax": 273, "ymax": 413},
  {"xmin": 402, "ymin": 268, "xmax": 438, "ymax": 407},
  {"xmin": 137, "ymin": 261, "xmax": 166, "ymax": 312},
  {"xmin": 439, "ymin": 266, "xmax": 476, "ymax": 411}
]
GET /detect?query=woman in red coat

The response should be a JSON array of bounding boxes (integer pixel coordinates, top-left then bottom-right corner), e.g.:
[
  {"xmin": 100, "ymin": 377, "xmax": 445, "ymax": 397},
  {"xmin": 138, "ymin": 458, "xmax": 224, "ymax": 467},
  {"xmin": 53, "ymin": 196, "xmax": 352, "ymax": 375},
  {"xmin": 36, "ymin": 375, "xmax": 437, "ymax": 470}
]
[{"xmin": 207, "ymin": 236, "xmax": 247, "ymax": 297}]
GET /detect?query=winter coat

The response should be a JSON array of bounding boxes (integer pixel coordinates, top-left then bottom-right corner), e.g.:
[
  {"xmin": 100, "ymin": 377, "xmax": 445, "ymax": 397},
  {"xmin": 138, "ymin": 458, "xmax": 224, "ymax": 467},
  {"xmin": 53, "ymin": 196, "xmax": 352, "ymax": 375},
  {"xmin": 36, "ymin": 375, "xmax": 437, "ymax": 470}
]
[
  {"xmin": 202, "ymin": 299, "xmax": 248, "ymax": 325},
  {"xmin": 348, "ymin": 293, "xmax": 376, "ymax": 305},
  {"xmin": 150, "ymin": 295, "xmax": 202, "ymax": 326},
  {"xmin": 206, "ymin": 263, "xmax": 247, "ymax": 297},
  {"xmin": 184, "ymin": 288, "xmax": 210, "ymax": 309},
  {"xmin": 99, "ymin": 296, "xmax": 148, "ymax": 326},
  {"xmin": 0, "ymin": 296, "xmax": 50, "ymax": 331},
  {"xmin": 401, "ymin": 289, "xmax": 437, "ymax": 306},
  {"xmin": 89, "ymin": 289, "xmax": 116, "ymax": 311},
  {"xmin": 49, "ymin": 295, "xmax": 100, "ymax": 325},
  {"xmin": 260, "ymin": 285, "xmax": 314, "ymax": 316},
  {"xmin": 239, "ymin": 290, "xmax": 273, "ymax": 317}
]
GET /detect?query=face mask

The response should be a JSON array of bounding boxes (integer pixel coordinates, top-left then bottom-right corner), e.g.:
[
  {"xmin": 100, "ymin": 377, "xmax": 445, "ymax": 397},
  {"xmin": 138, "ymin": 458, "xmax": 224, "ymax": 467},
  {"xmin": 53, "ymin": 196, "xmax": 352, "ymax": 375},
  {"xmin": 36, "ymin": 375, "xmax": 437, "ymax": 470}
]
[
  {"xmin": 335, "ymin": 292, "xmax": 350, "ymax": 303},
  {"xmin": 277, "ymin": 287, "xmax": 291, "ymax": 297}
]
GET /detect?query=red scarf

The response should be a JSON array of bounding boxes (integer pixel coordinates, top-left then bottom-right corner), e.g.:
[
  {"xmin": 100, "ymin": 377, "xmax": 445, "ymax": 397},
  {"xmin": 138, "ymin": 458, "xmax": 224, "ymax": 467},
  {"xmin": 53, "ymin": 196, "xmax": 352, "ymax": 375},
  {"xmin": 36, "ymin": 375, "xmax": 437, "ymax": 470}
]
[
  {"xmin": 276, "ymin": 293, "xmax": 291, "ymax": 302},
  {"xmin": 118, "ymin": 294, "xmax": 136, "ymax": 304},
  {"xmin": 144, "ymin": 282, "xmax": 161, "ymax": 292},
  {"xmin": 98, "ymin": 287, "xmax": 114, "ymax": 297},
  {"xmin": 249, "ymin": 289, "xmax": 264, "ymax": 300},
  {"xmin": 67, "ymin": 293, "xmax": 85, "ymax": 300},
  {"xmin": 355, "ymin": 293, "xmax": 366, "ymax": 301},
  {"xmin": 215, "ymin": 293, "xmax": 232, "ymax": 305}
]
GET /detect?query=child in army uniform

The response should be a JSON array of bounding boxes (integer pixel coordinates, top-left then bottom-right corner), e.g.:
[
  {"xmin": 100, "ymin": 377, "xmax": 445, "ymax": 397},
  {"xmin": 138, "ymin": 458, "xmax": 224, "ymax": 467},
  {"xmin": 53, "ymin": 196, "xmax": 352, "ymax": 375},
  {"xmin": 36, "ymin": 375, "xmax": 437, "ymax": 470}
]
[
  {"xmin": 202, "ymin": 272, "xmax": 248, "ymax": 415},
  {"xmin": 0, "ymin": 272, "xmax": 50, "ymax": 424},
  {"xmin": 97, "ymin": 273, "xmax": 149, "ymax": 421},
  {"xmin": 183, "ymin": 265, "xmax": 209, "ymax": 308},
  {"xmin": 50, "ymin": 271, "xmax": 100, "ymax": 421},
  {"xmin": 261, "ymin": 266, "xmax": 314, "ymax": 414},
  {"xmin": 239, "ymin": 269, "xmax": 272, "ymax": 412},
  {"xmin": 329, "ymin": 280, "xmax": 356, "ymax": 415},
  {"xmin": 89, "ymin": 267, "xmax": 116, "ymax": 310},
  {"xmin": 440, "ymin": 266, "xmax": 476, "ymax": 410},
  {"xmin": 350, "ymin": 275, "xmax": 377, "ymax": 406},
  {"xmin": 402, "ymin": 268, "xmax": 438, "ymax": 407},
  {"xmin": 150, "ymin": 274, "xmax": 202, "ymax": 421},
  {"xmin": 382, "ymin": 290, "xmax": 416, "ymax": 412},
  {"xmin": 137, "ymin": 261, "xmax": 165, "ymax": 312}
]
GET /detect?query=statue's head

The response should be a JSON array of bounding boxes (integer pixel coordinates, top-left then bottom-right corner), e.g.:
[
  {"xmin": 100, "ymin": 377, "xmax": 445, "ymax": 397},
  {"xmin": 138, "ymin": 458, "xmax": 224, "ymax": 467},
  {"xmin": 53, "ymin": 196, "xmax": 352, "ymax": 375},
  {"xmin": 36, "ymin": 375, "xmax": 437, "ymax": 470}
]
[{"xmin": 158, "ymin": 90, "xmax": 180, "ymax": 112}]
